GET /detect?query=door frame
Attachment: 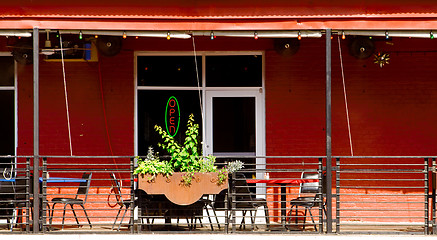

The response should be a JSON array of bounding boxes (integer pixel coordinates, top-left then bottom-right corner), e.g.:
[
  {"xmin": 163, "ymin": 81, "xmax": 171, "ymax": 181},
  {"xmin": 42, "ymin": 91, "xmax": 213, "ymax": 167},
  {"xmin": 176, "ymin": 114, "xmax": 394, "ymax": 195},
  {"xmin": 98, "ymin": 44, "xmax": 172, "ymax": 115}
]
[{"xmin": 205, "ymin": 90, "xmax": 266, "ymax": 182}]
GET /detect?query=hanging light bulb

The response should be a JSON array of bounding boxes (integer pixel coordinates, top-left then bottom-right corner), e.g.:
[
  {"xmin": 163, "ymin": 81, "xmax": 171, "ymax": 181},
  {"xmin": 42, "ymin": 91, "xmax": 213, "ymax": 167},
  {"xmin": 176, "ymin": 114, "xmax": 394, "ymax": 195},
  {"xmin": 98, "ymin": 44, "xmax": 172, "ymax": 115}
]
[
  {"xmin": 123, "ymin": 31, "xmax": 127, "ymax": 39},
  {"xmin": 431, "ymin": 31, "xmax": 434, "ymax": 39},
  {"xmin": 135, "ymin": 36, "xmax": 139, "ymax": 39},
  {"xmin": 385, "ymin": 31, "xmax": 389, "ymax": 39},
  {"xmin": 297, "ymin": 31, "xmax": 302, "ymax": 40},
  {"xmin": 167, "ymin": 31, "xmax": 171, "ymax": 40},
  {"xmin": 254, "ymin": 31, "xmax": 258, "ymax": 40},
  {"xmin": 342, "ymin": 31, "xmax": 346, "ymax": 40},
  {"xmin": 94, "ymin": 35, "xmax": 98, "ymax": 39},
  {"xmin": 210, "ymin": 31, "xmax": 215, "ymax": 40},
  {"xmin": 79, "ymin": 30, "xmax": 83, "ymax": 40}
]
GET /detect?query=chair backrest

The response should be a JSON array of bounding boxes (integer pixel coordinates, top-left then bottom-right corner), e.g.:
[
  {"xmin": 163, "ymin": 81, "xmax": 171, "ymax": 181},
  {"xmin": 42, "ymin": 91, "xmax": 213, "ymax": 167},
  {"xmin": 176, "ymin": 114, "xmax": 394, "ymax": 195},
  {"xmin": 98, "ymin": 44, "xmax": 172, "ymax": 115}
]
[
  {"xmin": 299, "ymin": 172, "xmax": 319, "ymax": 195},
  {"xmin": 76, "ymin": 172, "xmax": 92, "ymax": 203},
  {"xmin": 213, "ymin": 189, "xmax": 228, "ymax": 209},
  {"xmin": 14, "ymin": 175, "xmax": 33, "ymax": 201},
  {"xmin": 109, "ymin": 172, "xmax": 124, "ymax": 207},
  {"xmin": 234, "ymin": 173, "xmax": 255, "ymax": 201}
]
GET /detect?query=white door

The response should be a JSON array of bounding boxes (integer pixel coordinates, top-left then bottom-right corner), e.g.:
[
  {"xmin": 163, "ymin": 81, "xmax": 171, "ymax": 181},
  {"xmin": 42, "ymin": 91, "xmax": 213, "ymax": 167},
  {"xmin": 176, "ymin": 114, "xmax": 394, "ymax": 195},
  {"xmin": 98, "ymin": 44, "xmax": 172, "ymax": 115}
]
[{"xmin": 205, "ymin": 90, "xmax": 265, "ymax": 181}]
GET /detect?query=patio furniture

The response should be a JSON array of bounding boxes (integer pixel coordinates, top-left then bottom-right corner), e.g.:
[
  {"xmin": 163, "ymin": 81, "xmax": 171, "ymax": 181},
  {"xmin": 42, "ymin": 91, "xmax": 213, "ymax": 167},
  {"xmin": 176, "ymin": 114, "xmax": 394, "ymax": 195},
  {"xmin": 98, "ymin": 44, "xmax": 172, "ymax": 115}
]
[
  {"xmin": 246, "ymin": 176, "xmax": 320, "ymax": 228},
  {"xmin": 287, "ymin": 172, "xmax": 326, "ymax": 231},
  {"xmin": 233, "ymin": 173, "xmax": 270, "ymax": 230},
  {"xmin": 109, "ymin": 172, "xmax": 136, "ymax": 231},
  {"xmin": 49, "ymin": 172, "xmax": 92, "ymax": 230},
  {"xmin": 0, "ymin": 174, "xmax": 15, "ymax": 231}
]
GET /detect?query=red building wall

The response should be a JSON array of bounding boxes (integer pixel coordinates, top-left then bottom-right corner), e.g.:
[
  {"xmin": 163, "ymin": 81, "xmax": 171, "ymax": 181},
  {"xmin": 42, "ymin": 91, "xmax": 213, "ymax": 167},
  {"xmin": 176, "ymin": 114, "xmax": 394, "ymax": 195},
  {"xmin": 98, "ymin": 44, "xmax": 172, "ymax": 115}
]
[{"xmin": 14, "ymin": 36, "xmax": 437, "ymax": 222}]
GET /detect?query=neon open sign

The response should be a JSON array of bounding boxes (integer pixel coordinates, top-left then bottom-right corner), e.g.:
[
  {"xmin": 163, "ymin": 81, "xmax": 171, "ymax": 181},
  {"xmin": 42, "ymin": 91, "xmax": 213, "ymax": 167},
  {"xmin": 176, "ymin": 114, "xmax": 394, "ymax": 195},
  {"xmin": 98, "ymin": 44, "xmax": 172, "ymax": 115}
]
[{"xmin": 165, "ymin": 96, "xmax": 181, "ymax": 137}]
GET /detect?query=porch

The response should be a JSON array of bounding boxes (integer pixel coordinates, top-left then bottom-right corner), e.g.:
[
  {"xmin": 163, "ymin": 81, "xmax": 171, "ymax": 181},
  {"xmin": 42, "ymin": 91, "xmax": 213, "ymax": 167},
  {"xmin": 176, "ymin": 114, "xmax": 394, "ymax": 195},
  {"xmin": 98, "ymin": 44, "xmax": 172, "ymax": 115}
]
[{"xmin": 1, "ymin": 155, "xmax": 436, "ymax": 235}]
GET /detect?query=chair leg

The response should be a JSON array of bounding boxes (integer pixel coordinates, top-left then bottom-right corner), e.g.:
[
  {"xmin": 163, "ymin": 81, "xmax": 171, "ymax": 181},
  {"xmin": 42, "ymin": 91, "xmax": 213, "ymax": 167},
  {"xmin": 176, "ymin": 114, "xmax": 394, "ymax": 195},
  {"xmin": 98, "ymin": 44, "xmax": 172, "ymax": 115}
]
[
  {"xmin": 79, "ymin": 204, "xmax": 92, "ymax": 229},
  {"xmin": 62, "ymin": 204, "xmax": 68, "ymax": 230},
  {"xmin": 70, "ymin": 204, "xmax": 80, "ymax": 226},
  {"xmin": 302, "ymin": 208, "xmax": 308, "ymax": 230},
  {"xmin": 49, "ymin": 203, "xmax": 57, "ymax": 226},
  {"xmin": 250, "ymin": 210, "xmax": 256, "ymax": 230},
  {"xmin": 307, "ymin": 207, "xmax": 317, "ymax": 231},
  {"xmin": 118, "ymin": 206, "xmax": 128, "ymax": 231},
  {"xmin": 263, "ymin": 205, "xmax": 270, "ymax": 230},
  {"xmin": 204, "ymin": 204, "xmax": 214, "ymax": 231},
  {"xmin": 210, "ymin": 205, "xmax": 221, "ymax": 230},
  {"xmin": 240, "ymin": 210, "xmax": 247, "ymax": 229},
  {"xmin": 112, "ymin": 206, "xmax": 123, "ymax": 230}
]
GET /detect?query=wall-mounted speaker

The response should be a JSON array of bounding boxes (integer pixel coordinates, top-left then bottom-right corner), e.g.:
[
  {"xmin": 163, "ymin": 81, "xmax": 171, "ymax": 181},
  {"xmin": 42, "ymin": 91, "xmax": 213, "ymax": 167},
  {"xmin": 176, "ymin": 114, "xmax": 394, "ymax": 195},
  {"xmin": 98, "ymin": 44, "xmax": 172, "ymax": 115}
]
[
  {"xmin": 274, "ymin": 38, "xmax": 300, "ymax": 57},
  {"xmin": 11, "ymin": 40, "xmax": 33, "ymax": 65},
  {"xmin": 348, "ymin": 37, "xmax": 375, "ymax": 59},
  {"xmin": 96, "ymin": 36, "xmax": 122, "ymax": 57}
]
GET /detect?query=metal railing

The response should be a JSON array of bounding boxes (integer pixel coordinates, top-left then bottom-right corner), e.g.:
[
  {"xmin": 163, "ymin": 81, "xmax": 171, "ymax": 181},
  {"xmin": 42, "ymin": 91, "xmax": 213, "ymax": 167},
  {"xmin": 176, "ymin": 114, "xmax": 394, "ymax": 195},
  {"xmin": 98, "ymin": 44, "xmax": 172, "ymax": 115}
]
[
  {"xmin": 335, "ymin": 156, "xmax": 430, "ymax": 234},
  {"xmin": 1, "ymin": 155, "xmax": 437, "ymax": 234}
]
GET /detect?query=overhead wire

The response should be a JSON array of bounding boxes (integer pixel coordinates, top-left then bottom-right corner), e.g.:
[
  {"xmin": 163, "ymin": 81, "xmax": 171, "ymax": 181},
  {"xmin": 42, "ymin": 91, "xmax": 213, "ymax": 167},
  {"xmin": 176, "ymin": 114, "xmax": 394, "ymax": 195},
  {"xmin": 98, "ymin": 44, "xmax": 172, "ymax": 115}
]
[
  {"xmin": 59, "ymin": 33, "xmax": 73, "ymax": 156},
  {"xmin": 337, "ymin": 35, "xmax": 354, "ymax": 156}
]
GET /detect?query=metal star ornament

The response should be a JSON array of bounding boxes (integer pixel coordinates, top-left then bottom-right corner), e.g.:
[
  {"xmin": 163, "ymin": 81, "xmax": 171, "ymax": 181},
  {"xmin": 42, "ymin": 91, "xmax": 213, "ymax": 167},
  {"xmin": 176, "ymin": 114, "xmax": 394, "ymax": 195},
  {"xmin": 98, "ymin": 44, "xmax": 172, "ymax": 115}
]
[{"xmin": 374, "ymin": 52, "xmax": 390, "ymax": 68}]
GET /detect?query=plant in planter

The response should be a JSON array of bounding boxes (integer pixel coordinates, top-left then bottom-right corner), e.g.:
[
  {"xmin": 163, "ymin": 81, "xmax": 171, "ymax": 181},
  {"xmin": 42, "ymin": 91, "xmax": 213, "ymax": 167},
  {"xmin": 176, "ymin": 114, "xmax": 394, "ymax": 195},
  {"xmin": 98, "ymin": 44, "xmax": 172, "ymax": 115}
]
[
  {"xmin": 135, "ymin": 113, "xmax": 243, "ymax": 205},
  {"xmin": 134, "ymin": 146, "xmax": 173, "ymax": 180}
]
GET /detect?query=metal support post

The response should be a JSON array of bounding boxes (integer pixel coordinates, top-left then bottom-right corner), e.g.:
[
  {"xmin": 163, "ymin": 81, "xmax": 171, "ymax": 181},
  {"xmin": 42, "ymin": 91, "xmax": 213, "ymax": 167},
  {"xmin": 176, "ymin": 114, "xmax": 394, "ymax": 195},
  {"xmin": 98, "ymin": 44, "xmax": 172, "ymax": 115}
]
[
  {"xmin": 32, "ymin": 27, "xmax": 40, "ymax": 233},
  {"xmin": 425, "ymin": 158, "xmax": 429, "ymax": 235},
  {"xmin": 325, "ymin": 28, "xmax": 333, "ymax": 233}
]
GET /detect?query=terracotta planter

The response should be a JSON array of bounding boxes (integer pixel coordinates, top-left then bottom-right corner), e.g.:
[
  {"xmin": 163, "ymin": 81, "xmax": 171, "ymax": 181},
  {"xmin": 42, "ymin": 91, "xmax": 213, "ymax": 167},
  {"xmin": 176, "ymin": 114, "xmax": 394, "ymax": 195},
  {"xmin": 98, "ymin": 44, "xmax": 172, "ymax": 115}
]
[{"xmin": 138, "ymin": 172, "xmax": 228, "ymax": 205}]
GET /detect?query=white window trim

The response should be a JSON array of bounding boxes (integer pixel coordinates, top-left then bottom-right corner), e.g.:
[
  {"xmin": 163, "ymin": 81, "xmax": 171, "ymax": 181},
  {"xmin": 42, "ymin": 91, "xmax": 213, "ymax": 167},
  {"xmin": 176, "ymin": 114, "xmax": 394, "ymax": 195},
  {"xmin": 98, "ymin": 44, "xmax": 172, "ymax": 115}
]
[
  {"xmin": 0, "ymin": 52, "xmax": 17, "ymax": 162},
  {"xmin": 134, "ymin": 51, "xmax": 265, "ymax": 159}
]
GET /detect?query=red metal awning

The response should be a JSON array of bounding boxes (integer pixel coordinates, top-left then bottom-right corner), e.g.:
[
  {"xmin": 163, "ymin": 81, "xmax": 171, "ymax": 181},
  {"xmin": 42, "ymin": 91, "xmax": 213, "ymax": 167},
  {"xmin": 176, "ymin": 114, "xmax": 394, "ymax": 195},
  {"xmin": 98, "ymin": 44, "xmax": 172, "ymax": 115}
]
[{"xmin": 1, "ymin": 0, "xmax": 437, "ymax": 30}]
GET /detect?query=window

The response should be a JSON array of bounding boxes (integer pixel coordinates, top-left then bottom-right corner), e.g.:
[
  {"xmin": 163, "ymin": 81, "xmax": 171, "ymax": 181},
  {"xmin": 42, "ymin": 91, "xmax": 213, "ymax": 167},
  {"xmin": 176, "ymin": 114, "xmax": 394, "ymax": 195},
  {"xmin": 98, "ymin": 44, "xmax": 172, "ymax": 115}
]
[
  {"xmin": 137, "ymin": 56, "xmax": 202, "ymax": 87},
  {"xmin": 0, "ymin": 55, "xmax": 15, "ymax": 168}
]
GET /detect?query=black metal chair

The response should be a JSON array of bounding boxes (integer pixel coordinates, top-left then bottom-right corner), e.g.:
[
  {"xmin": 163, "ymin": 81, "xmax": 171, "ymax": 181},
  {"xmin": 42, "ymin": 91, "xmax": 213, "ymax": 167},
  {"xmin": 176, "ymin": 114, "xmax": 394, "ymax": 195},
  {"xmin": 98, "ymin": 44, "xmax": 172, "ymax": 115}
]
[
  {"xmin": 49, "ymin": 172, "xmax": 92, "ymax": 230},
  {"xmin": 287, "ymin": 172, "xmax": 326, "ymax": 231},
  {"xmin": 109, "ymin": 172, "xmax": 135, "ymax": 231},
  {"xmin": 0, "ymin": 174, "xmax": 15, "ymax": 231},
  {"xmin": 232, "ymin": 173, "xmax": 270, "ymax": 230}
]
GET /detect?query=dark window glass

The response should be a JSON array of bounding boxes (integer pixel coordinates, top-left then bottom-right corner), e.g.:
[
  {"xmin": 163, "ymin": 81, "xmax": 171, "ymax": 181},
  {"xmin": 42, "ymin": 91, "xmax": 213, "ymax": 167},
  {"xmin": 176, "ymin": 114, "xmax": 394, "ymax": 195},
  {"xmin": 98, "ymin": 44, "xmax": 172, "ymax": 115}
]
[
  {"xmin": 212, "ymin": 97, "xmax": 255, "ymax": 153},
  {"xmin": 137, "ymin": 90, "xmax": 202, "ymax": 156},
  {"xmin": 0, "ymin": 91, "xmax": 14, "ymax": 167},
  {"xmin": 0, "ymin": 56, "xmax": 14, "ymax": 86},
  {"xmin": 206, "ymin": 55, "xmax": 262, "ymax": 87},
  {"xmin": 137, "ymin": 56, "xmax": 202, "ymax": 86}
]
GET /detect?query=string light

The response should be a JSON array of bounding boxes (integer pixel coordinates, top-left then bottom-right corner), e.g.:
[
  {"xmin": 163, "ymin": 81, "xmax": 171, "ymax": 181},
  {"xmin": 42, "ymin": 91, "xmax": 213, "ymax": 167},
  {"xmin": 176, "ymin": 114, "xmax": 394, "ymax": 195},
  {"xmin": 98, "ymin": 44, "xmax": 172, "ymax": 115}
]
[
  {"xmin": 167, "ymin": 31, "xmax": 171, "ymax": 40},
  {"xmin": 210, "ymin": 31, "xmax": 215, "ymax": 40},
  {"xmin": 94, "ymin": 35, "xmax": 98, "ymax": 39},
  {"xmin": 385, "ymin": 31, "xmax": 389, "ymax": 39},
  {"xmin": 135, "ymin": 36, "xmax": 139, "ymax": 39},
  {"xmin": 342, "ymin": 31, "xmax": 346, "ymax": 40},
  {"xmin": 254, "ymin": 31, "xmax": 258, "ymax": 40},
  {"xmin": 431, "ymin": 31, "xmax": 434, "ymax": 39},
  {"xmin": 56, "ymin": 31, "xmax": 60, "ymax": 38},
  {"xmin": 123, "ymin": 31, "xmax": 127, "ymax": 39},
  {"xmin": 79, "ymin": 31, "xmax": 83, "ymax": 40},
  {"xmin": 297, "ymin": 31, "xmax": 301, "ymax": 40}
]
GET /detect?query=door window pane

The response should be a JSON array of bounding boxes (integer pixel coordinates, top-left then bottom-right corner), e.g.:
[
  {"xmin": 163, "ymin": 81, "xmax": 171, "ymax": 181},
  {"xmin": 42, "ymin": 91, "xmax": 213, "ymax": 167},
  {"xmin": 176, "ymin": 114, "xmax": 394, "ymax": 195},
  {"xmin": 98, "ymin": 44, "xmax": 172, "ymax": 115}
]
[
  {"xmin": 0, "ymin": 91, "xmax": 14, "ymax": 167},
  {"xmin": 206, "ymin": 55, "xmax": 262, "ymax": 87},
  {"xmin": 212, "ymin": 97, "xmax": 255, "ymax": 153},
  {"xmin": 0, "ymin": 56, "xmax": 14, "ymax": 86},
  {"xmin": 137, "ymin": 90, "xmax": 203, "ymax": 156},
  {"xmin": 137, "ymin": 56, "xmax": 202, "ymax": 86}
]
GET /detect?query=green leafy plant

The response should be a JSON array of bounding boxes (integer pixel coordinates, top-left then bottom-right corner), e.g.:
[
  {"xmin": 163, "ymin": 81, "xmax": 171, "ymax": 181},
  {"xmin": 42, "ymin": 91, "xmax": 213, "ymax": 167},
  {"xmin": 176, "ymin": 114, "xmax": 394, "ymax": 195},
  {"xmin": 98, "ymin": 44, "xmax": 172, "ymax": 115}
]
[
  {"xmin": 216, "ymin": 160, "xmax": 245, "ymax": 185},
  {"xmin": 134, "ymin": 146, "xmax": 173, "ymax": 180},
  {"xmin": 154, "ymin": 113, "xmax": 201, "ymax": 173},
  {"xmin": 137, "ymin": 113, "xmax": 244, "ymax": 187}
]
